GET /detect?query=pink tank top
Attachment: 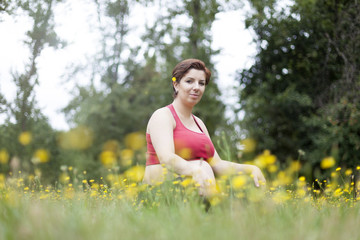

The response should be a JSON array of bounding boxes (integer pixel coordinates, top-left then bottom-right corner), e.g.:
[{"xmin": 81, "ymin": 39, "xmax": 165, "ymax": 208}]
[{"xmin": 146, "ymin": 104, "xmax": 215, "ymax": 165}]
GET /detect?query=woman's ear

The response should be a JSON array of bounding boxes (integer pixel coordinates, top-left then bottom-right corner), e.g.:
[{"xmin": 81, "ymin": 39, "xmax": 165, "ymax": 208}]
[{"xmin": 173, "ymin": 81, "xmax": 178, "ymax": 91}]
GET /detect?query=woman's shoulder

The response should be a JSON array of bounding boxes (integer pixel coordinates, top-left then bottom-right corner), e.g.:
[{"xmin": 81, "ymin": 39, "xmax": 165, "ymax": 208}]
[
  {"xmin": 147, "ymin": 106, "xmax": 174, "ymax": 132},
  {"xmin": 151, "ymin": 106, "xmax": 171, "ymax": 117},
  {"xmin": 148, "ymin": 106, "xmax": 173, "ymax": 124}
]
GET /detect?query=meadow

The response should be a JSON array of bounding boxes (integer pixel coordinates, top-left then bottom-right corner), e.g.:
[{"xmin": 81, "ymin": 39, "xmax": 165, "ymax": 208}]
[{"xmin": 1, "ymin": 133, "xmax": 360, "ymax": 240}]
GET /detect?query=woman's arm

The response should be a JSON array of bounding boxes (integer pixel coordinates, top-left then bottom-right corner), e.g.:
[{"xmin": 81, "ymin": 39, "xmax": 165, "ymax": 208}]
[
  {"xmin": 195, "ymin": 117, "xmax": 266, "ymax": 187},
  {"xmin": 148, "ymin": 108, "xmax": 215, "ymax": 194},
  {"xmin": 148, "ymin": 108, "xmax": 193, "ymax": 175}
]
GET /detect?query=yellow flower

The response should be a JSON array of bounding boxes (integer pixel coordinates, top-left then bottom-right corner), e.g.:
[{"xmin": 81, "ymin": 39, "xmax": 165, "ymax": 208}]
[
  {"xmin": 288, "ymin": 161, "xmax": 301, "ymax": 172},
  {"xmin": 0, "ymin": 149, "xmax": 9, "ymax": 164},
  {"xmin": 100, "ymin": 150, "xmax": 116, "ymax": 167},
  {"xmin": 59, "ymin": 173, "xmax": 70, "ymax": 184},
  {"xmin": 333, "ymin": 188, "xmax": 343, "ymax": 197},
  {"xmin": 180, "ymin": 178, "xmax": 193, "ymax": 187},
  {"xmin": 120, "ymin": 149, "xmax": 133, "ymax": 166},
  {"xmin": 124, "ymin": 165, "xmax": 145, "ymax": 182},
  {"xmin": 18, "ymin": 131, "xmax": 32, "ymax": 145},
  {"xmin": 172, "ymin": 77, "xmax": 176, "ymax": 82},
  {"xmin": 272, "ymin": 191, "xmax": 291, "ymax": 204},
  {"xmin": 335, "ymin": 167, "xmax": 341, "ymax": 171},
  {"xmin": 240, "ymin": 138, "xmax": 256, "ymax": 153},
  {"xmin": 298, "ymin": 176, "xmax": 306, "ymax": 182},
  {"xmin": 125, "ymin": 132, "xmax": 145, "ymax": 150},
  {"xmin": 57, "ymin": 126, "xmax": 93, "ymax": 150},
  {"xmin": 179, "ymin": 148, "xmax": 192, "ymax": 159},
  {"xmin": 254, "ymin": 150, "xmax": 276, "ymax": 169},
  {"xmin": 232, "ymin": 175, "xmax": 247, "ymax": 189},
  {"xmin": 267, "ymin": 164, "xmax": 278, "ymax": 173},
  {"xmin": 345, "ymin": 169, "xmax": 352, "ymax": 176},
  {"xmin": 320, "ymin": 156, "xmax": 336, "ymax": 169},
  {"xmin": 277, "ymin": 171, "xmax": 293, "ymax": 186},
  {"xmin": 32, "ymin": 149, "xmax": 50, "ymax": 163}
]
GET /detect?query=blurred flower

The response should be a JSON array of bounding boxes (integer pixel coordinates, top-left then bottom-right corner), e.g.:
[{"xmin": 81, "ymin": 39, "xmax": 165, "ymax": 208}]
[
  {"xmin": 272, "ymin": 191, "xmax": 291, "ymax": 204},
  {"xmin": 0, "ymin": 149, "xmax": 9, "ymax": 164},
  {"xmin": 32, "ymin": 149, "xmax": 50, "ymax": 164},
  {"xmin": 232, "ymin": 175, "xmax": 247, "ymax": 189},
  {"xmin": 100, "ymin": 151, "xmax": 116, "ymax": 168},
  {"xmin": 267, "ymin": 164, "xmax": 278, "ymax": 173},
  {"xmin": 320, "ymin": 157, "xmax": 336, "ymax": 169},
  {"xmin": 125, "ymin": 132, "xmax": 145, "ymax": 150},
  {"xmin": 120, "ymin": 149, "xmax": 133, "ymax": 166},
  {"xmin": 18, "ymin": 131, "xmax": 32, "ymax": 145},
  {"xmin": 240, "ymin": 138, "xmax": 256, "ymax": 153},
  {"xmin": 178, "ymin": 148, "xmax": 192, "ymax": 159},
  {"xmin": 254, "ymin": 150, "xmax": 276, "ymax": 169},
  {"xmin": 124, "ymin": 165, "xmax": 145, "ymax": 182},
  {"xmin": 298, "ymin": 176, "xmax": 306, "ymax": 182},
  {"xmin": 103, "ymin": 140, "xmax": 120, "ymax": 152},
  {"xmin": 58, "ymin": 126, "xmax": 93, "ymax": 150},
  {"xmin": 298, "ymin": 149, "xmax": 305, "ymax": 156},
  {"xmin": 345, "ymin": 169, "xmax": 352, "ymax": 176},
  {"xmin": 34, "ymin": 168, "xmax": 42, "ymax": 178},
  {"xmin": 276, "ymin": 171, "xmax": 293, "ymax": 186},
  {"xmin": 59, "ymin": 173, "xmax": 70, "ymax": 184},
  {"xmin": 333, "ymin": 188, "xmax": 343, "ymax": 197},
  {"xmin": 0, "ymin": 174, "xmax": 5, "ymax": 188},
  {"xmin": 180, "ymin": 177, "xmax": 193, "ymax": 187},
  {"xmin": 288, "ymin": 161, "xmax": 302, "ymax": 172}
]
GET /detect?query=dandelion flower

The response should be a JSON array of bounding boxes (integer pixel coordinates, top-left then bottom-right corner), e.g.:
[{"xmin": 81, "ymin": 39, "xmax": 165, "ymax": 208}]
[
  {"xmin": 232, "ymin": 175, "xmax": 247, "ymax": 189},
  {"xmin": 0, "ymin": 149, "xmax": 9, "ymax": 164},
  {"xmin": 32, "ymin": 149, "xmax": 50, "ymax": 163},
  {"xmin": 320, "ymin": 156, "xmax": 336, "ymax": 169},
  {"xmin": 240, "ymin": 138, "xmax": 256, "ymax": 153},
  {"xmin": 345, "ymin": 169, "xmax": 352, "ymax": 176},
  {"xmin": 125, "ymin": 132, "xmax": 145, "ymax": 150},
  {"xmin": 18, "ymin": 131, "xmax": 32, "ymax": 145}
]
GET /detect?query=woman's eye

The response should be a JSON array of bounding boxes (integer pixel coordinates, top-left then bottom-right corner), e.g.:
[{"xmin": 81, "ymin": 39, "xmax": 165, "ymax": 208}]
[{"xmin": 199, "ymin": 82, "xmax": 205, "ymax": 86}]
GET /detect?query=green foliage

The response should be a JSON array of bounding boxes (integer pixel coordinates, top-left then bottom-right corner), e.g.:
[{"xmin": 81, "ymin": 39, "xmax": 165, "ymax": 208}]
[
  {"xmin": 0, "ymin": 0, "xmax": 65, "ymax": 182},
  {"xmin": 239, "ymin": 0, "xmax": 360, "ymax": 175},
  {"xmin": 61, "ymin": 0, "xmax": 232, "ymax": 173}
]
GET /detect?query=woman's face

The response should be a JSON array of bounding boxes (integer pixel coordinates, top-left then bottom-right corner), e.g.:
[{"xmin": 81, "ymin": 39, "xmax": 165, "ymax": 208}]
[{"xmin": 174, "ymin": 69, "xmax": 206, "ymax": 106}]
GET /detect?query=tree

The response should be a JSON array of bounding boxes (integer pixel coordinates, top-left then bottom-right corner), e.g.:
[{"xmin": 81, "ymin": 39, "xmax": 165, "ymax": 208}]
[
  {"xmin": 0, "ymin": 0, "xmax": 64, "ymax": 181},
  {"xmin": 141, "ymin": 0, "xmax": 227, "ymax": 136},
  {"xmin": 238, "ymin": 0, "xmax": 360, "ymax": 175},
  {"xmin": 62, "ymin": 0, "xmax": 232, "ymax": 172}
]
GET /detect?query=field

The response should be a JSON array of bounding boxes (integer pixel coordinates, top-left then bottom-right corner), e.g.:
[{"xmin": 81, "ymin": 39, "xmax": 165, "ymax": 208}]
[{"xmin": 1, "ymin": 164, "xmax": 359, "ymax": 240}]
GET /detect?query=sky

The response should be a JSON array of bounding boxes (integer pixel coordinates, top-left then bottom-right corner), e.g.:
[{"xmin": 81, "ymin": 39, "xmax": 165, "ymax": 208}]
[{"xmin": 0, "ymin": 0, "xmax": 257, "ymax": 131}]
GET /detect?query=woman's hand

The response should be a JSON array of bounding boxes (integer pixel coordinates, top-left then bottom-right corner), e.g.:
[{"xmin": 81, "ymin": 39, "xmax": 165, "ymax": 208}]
[
  {"xmin": 250, "ymin": 165, "xmax": 266, "ymax": 187},
  {"xmin": 188, "ymin": 160, "xmax": 217, "ymax": 197}
]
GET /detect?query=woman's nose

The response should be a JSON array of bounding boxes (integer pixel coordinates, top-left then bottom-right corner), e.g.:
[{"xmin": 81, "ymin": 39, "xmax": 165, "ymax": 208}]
[{"xmin": 193, "ymin": 82, "xmax": 200, "ymax": 90}]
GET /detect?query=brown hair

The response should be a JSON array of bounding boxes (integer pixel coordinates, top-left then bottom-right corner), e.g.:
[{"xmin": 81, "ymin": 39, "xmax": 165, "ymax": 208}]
[{"xmin": 171, "ymin": 59, "xmax": 211, "ymax": 97}]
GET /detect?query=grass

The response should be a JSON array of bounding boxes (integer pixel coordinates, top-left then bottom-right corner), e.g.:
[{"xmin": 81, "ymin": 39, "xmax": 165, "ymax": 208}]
[{"xmin": 1, "ymin": 177, "xmax": 359, "ymax": 240}]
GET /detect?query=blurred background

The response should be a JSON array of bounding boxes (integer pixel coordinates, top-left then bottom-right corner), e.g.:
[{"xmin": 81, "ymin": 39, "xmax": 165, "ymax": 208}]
[{"xmin": 0, "ymin": 0, "xmax": 359, "ymax": 184}]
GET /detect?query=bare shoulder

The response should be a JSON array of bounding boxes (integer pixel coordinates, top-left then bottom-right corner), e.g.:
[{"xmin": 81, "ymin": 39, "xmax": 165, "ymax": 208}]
[
  {"xmin": 147, "ymin": 107, "xmax": 174, "ymax": 132},
  {"xmin": 150, "ymin": 107, "xmax": 172, "ymax": 120}
]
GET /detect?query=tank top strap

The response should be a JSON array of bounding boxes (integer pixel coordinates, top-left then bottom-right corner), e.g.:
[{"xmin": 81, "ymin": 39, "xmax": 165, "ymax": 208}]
[
  {"xmin": 167, "ymin": 104, "xmax": 182, "ymax": 125},
  {"xmin": 192, "ymin": 115, "xmax": 203, "ymax": 132}
]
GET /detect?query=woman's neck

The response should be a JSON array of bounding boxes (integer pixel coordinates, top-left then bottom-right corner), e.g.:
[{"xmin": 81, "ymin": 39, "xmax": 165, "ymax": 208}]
[{"xmin": 172, "ymin": 99, "xmax": 193, "ymax": 118}]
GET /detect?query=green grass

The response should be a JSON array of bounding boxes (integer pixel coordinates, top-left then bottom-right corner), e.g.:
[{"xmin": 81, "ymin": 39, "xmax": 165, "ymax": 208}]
[{"xmin": 1, "ymin": 185, "xmax": 360, "ymax": 240}]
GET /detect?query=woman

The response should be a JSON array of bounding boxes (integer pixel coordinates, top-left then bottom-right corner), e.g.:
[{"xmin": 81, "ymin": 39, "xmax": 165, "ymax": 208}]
[{"xmin": 143, "ymin": 59, "xmax": 266, "ymax": 196}]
